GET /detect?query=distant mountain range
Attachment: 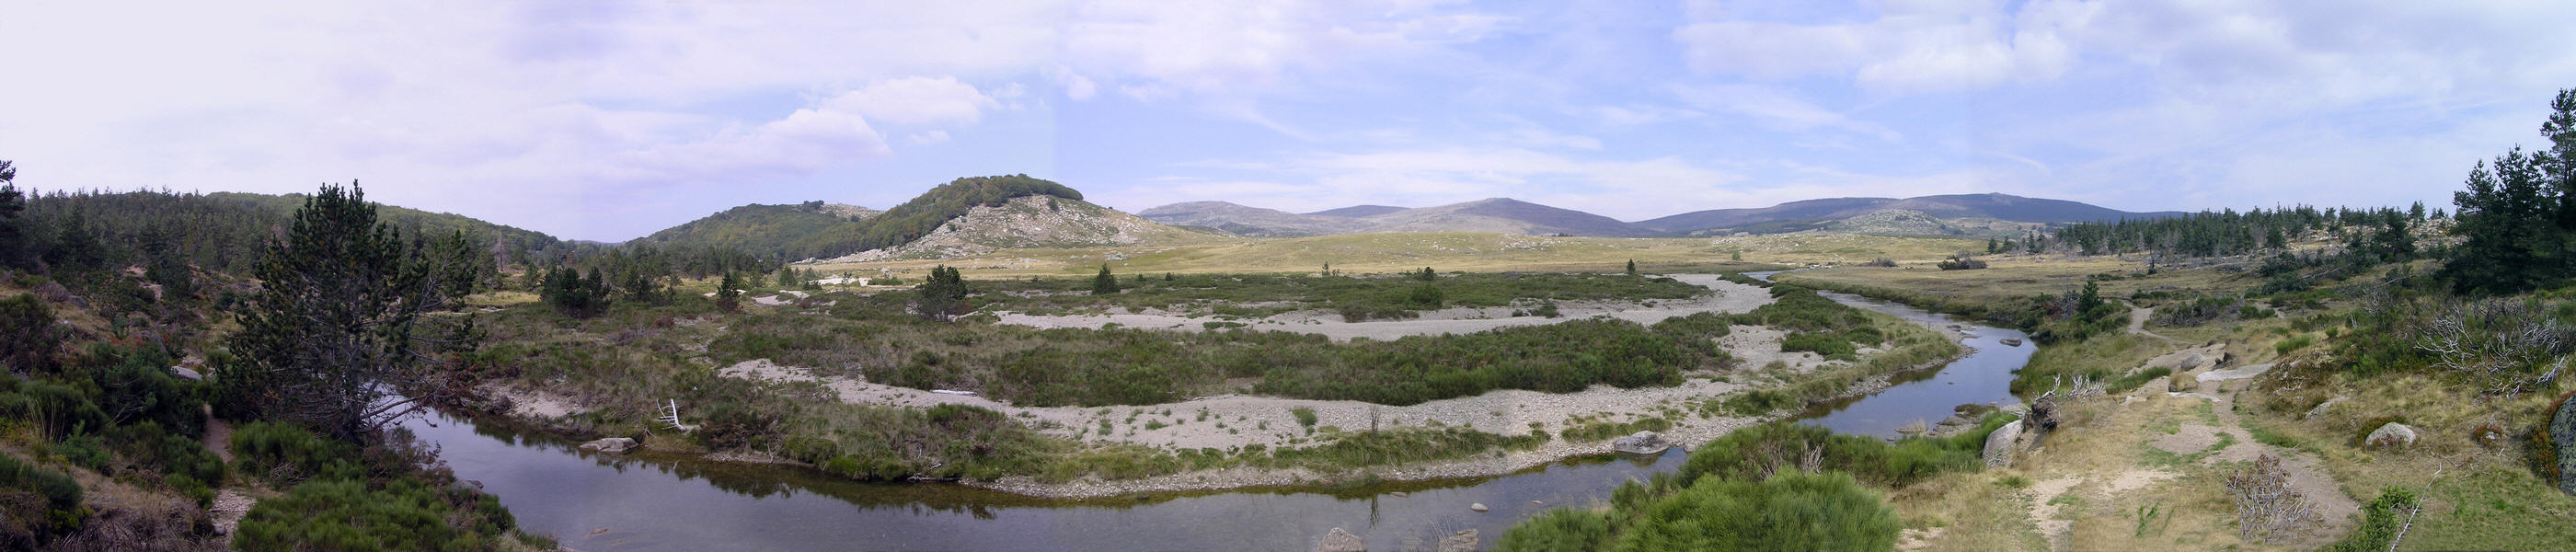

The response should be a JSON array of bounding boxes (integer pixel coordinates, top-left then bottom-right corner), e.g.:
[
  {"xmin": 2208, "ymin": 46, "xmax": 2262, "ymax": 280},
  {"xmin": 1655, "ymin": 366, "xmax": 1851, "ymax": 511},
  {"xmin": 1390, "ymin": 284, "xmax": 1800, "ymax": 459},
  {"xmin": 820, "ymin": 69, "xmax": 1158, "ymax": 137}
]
[
  {"xmin": 1139, "ymin": 198, "xmax": 1652, "ymax": 237},
  {"xmin": 1631, "ymin": 193, "xmax": 2188, "ymax": 235},
  {"xmin": 637, "ymin": 178, "xmax": 2187, "ymax": 262},
  {"xmin": 1139, "ymin": 192, "xmax": 2181, "ymax": 238}
]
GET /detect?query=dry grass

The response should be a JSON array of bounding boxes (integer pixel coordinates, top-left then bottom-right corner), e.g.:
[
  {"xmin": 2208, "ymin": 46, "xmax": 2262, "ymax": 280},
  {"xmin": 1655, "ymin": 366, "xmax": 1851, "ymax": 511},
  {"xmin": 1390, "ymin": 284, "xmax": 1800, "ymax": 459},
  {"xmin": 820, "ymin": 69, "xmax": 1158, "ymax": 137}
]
[
  {"xmin": 803, "ymin": 232, "xmax": 1984, "ymax": 278},
  {"xmin": 1887, "ymin": 470, "xmax": 2050, "ymax": 551},
  {"xmin": 1779, "ymin": 256, "xmax": 2252, "ymax": 312},
  {"xmin": 2241, "ymin": 368, "xmax": 2576, "ymax": 550}
]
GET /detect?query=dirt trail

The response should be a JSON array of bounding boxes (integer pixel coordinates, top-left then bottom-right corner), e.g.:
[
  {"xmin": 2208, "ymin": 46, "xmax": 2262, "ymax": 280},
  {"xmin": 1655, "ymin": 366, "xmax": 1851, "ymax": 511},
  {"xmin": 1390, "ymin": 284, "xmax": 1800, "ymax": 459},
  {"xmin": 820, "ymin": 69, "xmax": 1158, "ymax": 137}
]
[
  {"xmin": 2125, "ymin": 302, "xmax": 2179, "ymax": 342},
  {"xmin": 991, "ymin": 273, "xmax": 1773, "ymax": 341}
]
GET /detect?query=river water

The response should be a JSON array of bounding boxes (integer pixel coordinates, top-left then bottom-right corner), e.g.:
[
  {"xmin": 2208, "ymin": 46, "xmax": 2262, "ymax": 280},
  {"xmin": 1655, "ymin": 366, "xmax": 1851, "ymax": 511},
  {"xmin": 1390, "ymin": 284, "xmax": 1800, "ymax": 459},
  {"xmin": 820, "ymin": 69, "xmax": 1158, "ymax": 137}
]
[{"xmin": 404, "ymin": 275, "xmax": 2029, "ymax": 551}]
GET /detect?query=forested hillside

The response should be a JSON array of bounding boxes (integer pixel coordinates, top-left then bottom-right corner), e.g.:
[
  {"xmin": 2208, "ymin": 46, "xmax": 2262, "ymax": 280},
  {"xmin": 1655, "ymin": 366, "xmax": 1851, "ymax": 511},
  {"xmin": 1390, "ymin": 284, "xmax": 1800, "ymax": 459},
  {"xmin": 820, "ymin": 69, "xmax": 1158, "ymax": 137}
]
[
  {"xmin": 629, "ymin": 201, "xmax": 878, "ymax": 260},
  {"xmin": 798, "ymin": 174, "xmax": 1082, "ymax": 257},
  {"xmin": 8, "ymin": 188, "xmax": 567, "ymax": 275}
]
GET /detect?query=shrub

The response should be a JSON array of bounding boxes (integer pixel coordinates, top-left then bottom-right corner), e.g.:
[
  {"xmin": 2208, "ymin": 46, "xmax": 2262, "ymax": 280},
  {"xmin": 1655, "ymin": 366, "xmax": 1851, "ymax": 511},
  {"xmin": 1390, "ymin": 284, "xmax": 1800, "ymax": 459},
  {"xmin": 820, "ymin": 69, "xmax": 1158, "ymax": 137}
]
[
  {"xmin": 2325, "ymin": 487, "xmax": 2421, "ymax": 552},
  {"xmin": 697, "ymin": 402, "xmax": 782, "ymax": 451},
  {"xmin": 1609, "ymin": 470, "xmax": 1900, "ymax": 552},
  {"xmin": 1292, "ymin": 408, "xmax": 1318, "ymax": 428},
  {"xmin": 234, "ymin": 477, "xmax": 514, "ymax": 552},
  {"xmin": 231, "ymin": 421, "xmax": 360, "ymax": 485},
  {"xmin": 1494, "ymin": 508, "xmax": 1615, "ymax": 552},
  {"xmin": 1682, "ymin": 420, "xmax": 1999, "ymax": 489}
]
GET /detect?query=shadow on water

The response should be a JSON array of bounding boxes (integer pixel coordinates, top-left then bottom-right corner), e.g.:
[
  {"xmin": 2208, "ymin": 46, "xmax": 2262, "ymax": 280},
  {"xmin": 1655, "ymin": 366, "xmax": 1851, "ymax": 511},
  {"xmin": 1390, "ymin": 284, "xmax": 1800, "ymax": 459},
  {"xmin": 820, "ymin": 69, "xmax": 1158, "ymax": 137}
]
[{"xmin": 413, "ymin": 273, "xmax": 2030, "ymax": 550}]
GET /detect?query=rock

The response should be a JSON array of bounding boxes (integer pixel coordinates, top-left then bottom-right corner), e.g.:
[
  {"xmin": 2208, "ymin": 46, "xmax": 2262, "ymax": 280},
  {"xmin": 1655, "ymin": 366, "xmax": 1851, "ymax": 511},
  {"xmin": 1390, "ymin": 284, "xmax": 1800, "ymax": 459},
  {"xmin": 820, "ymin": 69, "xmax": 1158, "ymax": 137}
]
[
  {"xmin": 169, "ymin": 366, "xmax": 203, "ymax": 381},
  {"xmin": 2303, "ymin": 397, "xmax": 2349, "ymax": 420},
  {"xmin": 2197, "ymin": 362, "xmax": 2277, "ymax": 383},
  {"xmin": 1387, "ymin": 491, "xmax": 1407, "ymax": 498},
  {"xmin": 579, "ymin": 437, "xmax": 638, "ymax": 454},
  {"xmin": 1436, "ymin": 529, "xmax": 1478, "ymax": 552},
  {"xmin": 2365, "ymin": 422, "xmax": 2418, "ymax": 449},
  {"xmin": 1315, "ymin": 527, "xmax": 1365, "ymax": 552},
  {"xmin": 2000, "ymin": 337, "xmax": 2024, "ymax": 347},
  {"xmin": 1469, "ymin": 502, "xmax": 1489, "ymax": 512},
  {"xmin": 1983, "ymin": 420, "xmax": 2024, "ymax": 468},
  {"xmin": 1612, "ymin": 431, "xmax": 1673, "ymax": 454},
  {"xmin": 2550, "ymin": 391, "xmax": 2575, "ymax": 495}
]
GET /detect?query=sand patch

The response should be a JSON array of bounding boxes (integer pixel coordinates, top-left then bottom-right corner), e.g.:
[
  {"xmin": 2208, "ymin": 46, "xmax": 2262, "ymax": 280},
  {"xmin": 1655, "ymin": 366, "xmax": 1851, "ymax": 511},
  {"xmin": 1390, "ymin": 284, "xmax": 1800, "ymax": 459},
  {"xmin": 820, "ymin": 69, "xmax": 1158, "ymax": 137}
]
[
  {"xmin": 2151, "ymin": 423, "xmax": 2224, "ymax": 455},
  {"xmin": 483, "ymin": 383, "xmax": 584, "ymax": 419}
]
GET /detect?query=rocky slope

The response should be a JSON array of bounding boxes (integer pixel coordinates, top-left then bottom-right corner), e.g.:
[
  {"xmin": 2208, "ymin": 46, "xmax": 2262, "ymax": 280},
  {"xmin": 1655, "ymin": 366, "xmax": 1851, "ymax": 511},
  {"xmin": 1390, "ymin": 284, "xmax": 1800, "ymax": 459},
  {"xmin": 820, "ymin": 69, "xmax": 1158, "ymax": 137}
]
[{"xmin": 828, "ymin": 195, "xmax": 1213, "ymax": 261}]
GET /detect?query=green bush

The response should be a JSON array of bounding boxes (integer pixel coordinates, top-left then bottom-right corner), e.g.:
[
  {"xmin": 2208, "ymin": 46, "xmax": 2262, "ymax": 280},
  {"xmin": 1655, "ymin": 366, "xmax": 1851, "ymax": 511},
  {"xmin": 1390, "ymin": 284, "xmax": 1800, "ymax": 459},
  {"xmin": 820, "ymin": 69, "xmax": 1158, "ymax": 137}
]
[
  {"xmin": 234, "ymin": 477, "xmax": 515, "ymax": 552},
  {"xmin": 1682, "ymin": 420, "xmax": 2000, "ymax": 489},
  {"xmin": 0, "ymin": 454, "xmax": 82, "ymax": 512},
  {"xmin": 2325, "ymin": 487, "xmax": 2420, "ymax": 552},
  {"xmin": 1609, "ymin": 470, "xmax": 1900, "ymax": 552},
  {"xmin": 1494, "ymin": 507, "xmax": 1616, "ymax": 552},
  {"xmin": 230, "ymin": 421, "xmax": 361, "ymax": 484}
]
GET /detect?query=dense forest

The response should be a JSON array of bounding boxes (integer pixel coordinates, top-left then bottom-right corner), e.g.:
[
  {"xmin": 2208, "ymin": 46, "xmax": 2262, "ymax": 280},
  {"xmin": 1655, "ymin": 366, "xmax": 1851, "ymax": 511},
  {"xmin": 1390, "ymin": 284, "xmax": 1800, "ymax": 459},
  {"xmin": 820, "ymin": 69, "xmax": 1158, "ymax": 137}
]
[
  {"xmin": 2, "ymin": 187, "xmax": 567, "ymax": 276},
  {"xmin": 627, "ymin": 201, "xmax": 876, "ymax": 261}
]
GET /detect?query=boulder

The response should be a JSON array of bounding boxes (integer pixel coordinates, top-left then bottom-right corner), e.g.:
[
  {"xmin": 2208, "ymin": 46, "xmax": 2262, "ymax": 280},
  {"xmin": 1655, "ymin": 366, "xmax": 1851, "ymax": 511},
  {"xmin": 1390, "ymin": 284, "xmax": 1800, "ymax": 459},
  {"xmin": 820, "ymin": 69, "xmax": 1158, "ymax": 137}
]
[
  {"xmin": 1315, "ymin": 527, "xmax": 1365, "ymax": 552},
  {"xmin": 2303, "ymin": 397, "xmax": 2348, "ymax": 420},
  {"xmin": 2552, "ymin": 392, "xmax": 2575, "ymax": 495},
  {"xmin": 580, "ymin": 437, "xmax": 639, "ymax": 454},
  {"xmin": 1468, "ymin": 502, "xmax": 1489, "ymax": 512},
  {"xmin": 2000, "ymin": 337, "xmax": 2024, "ymax": 347},
  {"xmin": 2364, "ymin": 422, "xmax": 2418, "ymax": 449},
  {"xmin": 1435, "ymin": 529, "xmax": 1478, "ymax": 552},
  {"xmin": 1612, "ymin": 431, "xmax": 1673, "ymax": 454},
  {"xmin": 1982, "ymin": 420, "xmax": 2024, "ymax": 468}
]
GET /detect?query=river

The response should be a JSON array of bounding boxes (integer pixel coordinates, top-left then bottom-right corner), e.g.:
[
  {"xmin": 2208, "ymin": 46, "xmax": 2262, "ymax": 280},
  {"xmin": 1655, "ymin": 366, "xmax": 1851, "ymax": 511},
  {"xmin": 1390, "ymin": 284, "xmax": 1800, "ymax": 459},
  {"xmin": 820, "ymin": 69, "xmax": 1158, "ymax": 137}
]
[{"xmin": 403, "ymin": 274, "xmax": 2029, "ymax": 551}]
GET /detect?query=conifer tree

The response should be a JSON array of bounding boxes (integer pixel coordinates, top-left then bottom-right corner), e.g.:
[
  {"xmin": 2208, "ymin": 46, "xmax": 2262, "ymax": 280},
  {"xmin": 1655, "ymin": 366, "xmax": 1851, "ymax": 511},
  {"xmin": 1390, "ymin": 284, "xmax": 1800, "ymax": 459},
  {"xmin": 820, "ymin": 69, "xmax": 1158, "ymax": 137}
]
[
  {"xmin": 717, "ymin": 271, "xmax": 743, "ymax": 312},
  {"xmin": 0, "ymin": 160, "xmax": 26, "ymax": 270},
  {"xmin": 1092, "ymin": 264, "xmax": 1121, "ymax": 294},
  {"xmin": 221, "ymin": 183, "xmax": 457, "ymax": 439},
  {"xmin": 915, "ymin": 265, "xmax": 967, "ymax": 320}
]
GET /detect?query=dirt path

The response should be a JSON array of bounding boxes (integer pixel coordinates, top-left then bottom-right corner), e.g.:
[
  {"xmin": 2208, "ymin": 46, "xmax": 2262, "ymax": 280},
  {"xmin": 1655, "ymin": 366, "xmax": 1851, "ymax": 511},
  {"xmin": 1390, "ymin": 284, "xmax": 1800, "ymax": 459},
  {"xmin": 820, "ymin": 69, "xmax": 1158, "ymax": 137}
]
[
  {"xmin": 990, "ymin": 273, "xmax": 1773, "ymax": 341},
  {"xmin": 2125, "ymin": 302, "xmax": 2179, "ymax": 342}
]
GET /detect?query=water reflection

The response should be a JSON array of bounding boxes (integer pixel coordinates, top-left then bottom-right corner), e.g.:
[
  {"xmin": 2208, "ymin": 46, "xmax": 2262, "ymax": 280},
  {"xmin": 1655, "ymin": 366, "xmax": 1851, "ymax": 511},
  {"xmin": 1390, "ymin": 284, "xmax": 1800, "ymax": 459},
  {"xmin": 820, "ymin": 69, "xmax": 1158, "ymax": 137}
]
[
  {"xmin": 410, "ymin": 411, "xmax": 1688, "ymax": 551},
  {"xmin": 410, "ymin": 273, "xmax": 2029, "ymax": 550}
]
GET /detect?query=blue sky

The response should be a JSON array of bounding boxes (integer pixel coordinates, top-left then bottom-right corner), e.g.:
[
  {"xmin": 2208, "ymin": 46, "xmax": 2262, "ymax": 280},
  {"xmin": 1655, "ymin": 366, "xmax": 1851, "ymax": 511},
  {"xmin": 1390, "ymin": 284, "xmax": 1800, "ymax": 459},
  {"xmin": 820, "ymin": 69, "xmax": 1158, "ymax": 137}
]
[{"xmin": 5, "ymin": 1, "xmax": 2573, "ymax": 241}]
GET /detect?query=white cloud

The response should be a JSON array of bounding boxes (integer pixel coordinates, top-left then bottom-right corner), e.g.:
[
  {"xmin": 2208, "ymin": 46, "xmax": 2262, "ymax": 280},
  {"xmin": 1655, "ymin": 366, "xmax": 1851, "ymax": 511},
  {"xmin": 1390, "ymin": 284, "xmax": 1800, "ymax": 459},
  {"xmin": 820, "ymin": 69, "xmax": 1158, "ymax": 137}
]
[
  {"xmin": 1668, "ymin": 84, "xmax": 1901, "ymax": 141},
  {"xmin": 828, "ymin": 76, "xmax": 1002, "ymax": 127},
  {"xmin": 1674, "ymin": 0, "xmax": 2073, "ymax": 94}
]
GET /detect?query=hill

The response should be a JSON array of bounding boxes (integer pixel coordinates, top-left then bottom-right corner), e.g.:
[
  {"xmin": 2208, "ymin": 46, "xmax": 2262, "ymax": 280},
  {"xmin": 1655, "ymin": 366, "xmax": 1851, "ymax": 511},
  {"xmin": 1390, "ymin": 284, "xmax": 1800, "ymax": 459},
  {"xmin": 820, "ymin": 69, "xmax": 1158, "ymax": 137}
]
[
  {"xmin": 1136, "ymin": 201, "xmax": 1347, "ymax": 237},
  {"xmin": 1306, "ymin": 204, "xmax": 1409, "ymax": 218},
  {"xmin": 17, "ymin": 190, "xmax": 567, "ymax": 273},
  {"xmin": 825, "ymin": 195, "xmax": 1218, "ymax": 261},
  {"xmin": 794, "ymin": 175, "xmax": 1085, "ymax": 258},
  {"xmin": 1359, "ymin": 198, "xmax": 1653, "ymax": 236},
  {"xmin": 627, "ymin": 201, "xmax": 877, "ymax": 260},
  {"xmin": 1135, "ymin": 198, "xmax": 1653, "ymax": 237},
  {"xmin": 1633, "ymin": 193, "xmax": 2184, "ymax": 236}
]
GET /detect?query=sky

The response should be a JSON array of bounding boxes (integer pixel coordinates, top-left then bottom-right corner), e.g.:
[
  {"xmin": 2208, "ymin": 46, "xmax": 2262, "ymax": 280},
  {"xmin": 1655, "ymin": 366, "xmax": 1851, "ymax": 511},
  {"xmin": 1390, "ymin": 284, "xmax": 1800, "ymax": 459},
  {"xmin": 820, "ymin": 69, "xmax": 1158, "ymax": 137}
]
[{"xmin": 5, "ymin": 1, "xmax": 2575, "ymax": 242}]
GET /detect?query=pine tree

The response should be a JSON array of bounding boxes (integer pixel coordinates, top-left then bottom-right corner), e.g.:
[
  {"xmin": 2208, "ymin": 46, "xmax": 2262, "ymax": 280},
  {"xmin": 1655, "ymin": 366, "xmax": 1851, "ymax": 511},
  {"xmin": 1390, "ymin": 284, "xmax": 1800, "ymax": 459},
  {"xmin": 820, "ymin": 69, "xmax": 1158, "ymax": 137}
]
[
  {"xmin": 220, "ymin": 183, "xmax": 456, "ymax": 440},
  {"xmin": 0, "ymin": 160, "xmax": 26, "ymax": 270},
  {"xmin": 717, "ymin": 271, "xmax": 743, "ymax": 312},
  {"xmin": 1092, "ymin": 264, "xmax": 1121, "ymax": 294},
  {"xmin": 1626, "ymin": 259, "xmax": 1638, "ymax": 275},
  {"xmin": 915, "ymin": 265, "xmax": 968, "ymax": 320}
]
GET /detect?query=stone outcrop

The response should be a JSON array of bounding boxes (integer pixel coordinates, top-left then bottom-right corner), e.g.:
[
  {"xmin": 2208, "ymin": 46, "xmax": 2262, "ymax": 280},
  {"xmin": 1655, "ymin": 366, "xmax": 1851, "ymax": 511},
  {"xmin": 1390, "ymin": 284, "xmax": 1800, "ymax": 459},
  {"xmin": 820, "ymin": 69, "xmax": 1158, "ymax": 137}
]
[
  {"xmin": 1983, "ymin": 420, "xmax": 2025, "ymax": 467},
  {"xmin": 1435, "ymin": 530, "xmax": 1478, "ymax": 552},
  {"xmin": 2551, "ymin": 391, "xmax": 2575, "ymax": 495},
  {"xmin": 580, "ymin": 437, "xmax": 638, "ymax": 454},
  {"xmin": 2364, "ymin": 422, "xmax": 2417, "ymax": 449},
  {"xmin": 1315, "ymin": 527, "xmax": 1365, "ymax": 552},
  {"xmin": 1612, "ymin": 431, "xmax": 1673, "ymax": 454}
]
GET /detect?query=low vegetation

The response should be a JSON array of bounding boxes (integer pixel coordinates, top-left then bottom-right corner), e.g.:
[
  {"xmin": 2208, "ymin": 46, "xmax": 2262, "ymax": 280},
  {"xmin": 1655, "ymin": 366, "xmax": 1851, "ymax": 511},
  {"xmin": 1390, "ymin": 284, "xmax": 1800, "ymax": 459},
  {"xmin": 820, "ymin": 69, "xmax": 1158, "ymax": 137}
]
[{"xmin": 1497, "ymin": 420, "xmax": 2011, "ymax": 551}]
